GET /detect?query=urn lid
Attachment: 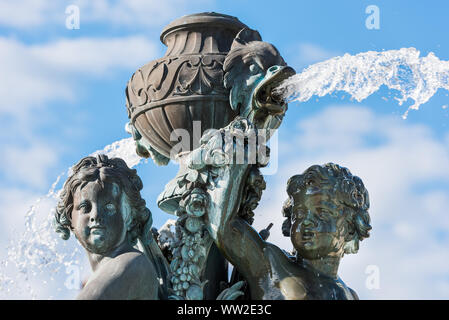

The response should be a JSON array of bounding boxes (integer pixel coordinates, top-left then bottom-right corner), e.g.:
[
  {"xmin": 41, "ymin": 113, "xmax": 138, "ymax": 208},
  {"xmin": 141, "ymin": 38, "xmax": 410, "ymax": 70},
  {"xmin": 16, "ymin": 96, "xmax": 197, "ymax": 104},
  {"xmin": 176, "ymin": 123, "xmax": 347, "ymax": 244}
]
[{"xmin": 160, "ymin": 12, "xmax": 248, "ymax": 45}]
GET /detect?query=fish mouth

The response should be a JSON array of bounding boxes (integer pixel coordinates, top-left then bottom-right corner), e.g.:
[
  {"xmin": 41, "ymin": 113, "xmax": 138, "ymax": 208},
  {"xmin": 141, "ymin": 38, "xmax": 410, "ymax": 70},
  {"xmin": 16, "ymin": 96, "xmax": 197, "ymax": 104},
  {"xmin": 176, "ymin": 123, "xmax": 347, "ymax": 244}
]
[{"xmin": 253, "ymin": 65, "xmax": 296, "ymax": 115}]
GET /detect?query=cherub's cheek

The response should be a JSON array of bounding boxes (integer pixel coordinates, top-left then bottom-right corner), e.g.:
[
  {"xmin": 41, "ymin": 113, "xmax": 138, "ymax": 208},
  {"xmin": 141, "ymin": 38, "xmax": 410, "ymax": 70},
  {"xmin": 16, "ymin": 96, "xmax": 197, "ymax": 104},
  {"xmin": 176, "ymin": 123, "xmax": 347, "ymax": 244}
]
[
  {"xmin": 74, "ymin": 218, "xmax": 89, "ymax": 237},
  {"xmin": 317, "ymin": 221, "xmax": 336, "ymax": 233},
  {"xmin": 82, "ymin": 226, "xmax": 90, "ymax": 238}
]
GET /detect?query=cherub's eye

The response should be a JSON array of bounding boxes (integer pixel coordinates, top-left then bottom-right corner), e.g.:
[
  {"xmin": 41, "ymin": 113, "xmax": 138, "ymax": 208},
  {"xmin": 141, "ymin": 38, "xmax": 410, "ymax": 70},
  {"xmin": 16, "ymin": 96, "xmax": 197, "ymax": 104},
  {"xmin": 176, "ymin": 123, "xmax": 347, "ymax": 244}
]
[
  {"xmin": 77, "ymin": 201, "xmax": 91, "ymax": 214},
  {"xmin": 294, "ymin": 209, "xmax": 306, "ymax": 221},
  {"xmin": 306, "ymin": 178, "xmax": 315, "ymax": 186},
  {"xmin": 104, "ymin": 203, "xmax": 117, "ymax": 216},
  {"xmin": 318, "ymin": 208, "xmax": 333, "ymax": 219},
  {"xmin": 352, "ymin": 191, "xmax": 364, "ymax": 203}
]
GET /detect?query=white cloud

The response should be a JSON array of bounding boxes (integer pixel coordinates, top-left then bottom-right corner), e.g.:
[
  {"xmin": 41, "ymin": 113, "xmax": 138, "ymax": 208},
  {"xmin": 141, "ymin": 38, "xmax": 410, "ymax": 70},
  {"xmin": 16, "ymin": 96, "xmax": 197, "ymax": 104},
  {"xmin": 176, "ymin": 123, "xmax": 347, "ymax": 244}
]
[
  {"xmin": 252, "ymin": 104, "xmax": 449, "ymax": 299},
  {"xmin": 0, "ymin": 0, "xmax": 213, "ymax": 29},
  {"xmin": 30, "ymin": 36, "xmax": 159, "ymax": 75},
  {"xmin": 0, "ymin": 0, "xmax": 58, "ymax": 29},
  {"xmin": 287, "ymin": 43, "xmax": 340, "ymax": 70},
  {"xmin": 294, "ymin": 106, "xmax": 375, "ymax": 151},
  {"xmin": 1, "ymin": 143, "xmax": 58, "ymax": 189},
  {"xmin": 0, "ymin": 37, "xmax": 71, "ymax": 116},
  {"xmin": 77, "ymin": 0, "xmax": 212, "ymax": 28},
  {"xmin": 0, "ymin": 36, "xmax": 158, "ymax": 116},
  {"xmin": 0, "ymin": 35, "xmax": 158, "ymax": 192}
]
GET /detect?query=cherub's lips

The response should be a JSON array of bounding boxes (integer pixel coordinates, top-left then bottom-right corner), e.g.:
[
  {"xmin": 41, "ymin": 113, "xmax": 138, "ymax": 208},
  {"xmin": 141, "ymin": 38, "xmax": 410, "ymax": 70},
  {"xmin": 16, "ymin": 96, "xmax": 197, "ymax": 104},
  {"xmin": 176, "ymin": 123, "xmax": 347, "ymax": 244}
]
[
  {"xmin": 90, "ymin": 225, "xmax": 106, "ymax": 234},
  {"xmin": 90, "ymin": 225, "xmax": 105, "ymax": 229},
  {"xmin": 301, "ymin": 229, "xmax": 316, "ymax": 240}
]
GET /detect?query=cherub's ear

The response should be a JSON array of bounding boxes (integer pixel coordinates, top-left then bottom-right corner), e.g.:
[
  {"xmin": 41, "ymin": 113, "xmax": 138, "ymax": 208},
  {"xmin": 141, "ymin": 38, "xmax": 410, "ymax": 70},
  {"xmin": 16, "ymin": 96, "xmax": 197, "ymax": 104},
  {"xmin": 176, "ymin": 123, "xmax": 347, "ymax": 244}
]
[
  {"xmin": 231, "ymin": 28, "xmax": 262, "ymax": 50},
  {"xmin": 343, "ymin": 209, "xmax": 360, "ymax": 254},
  {"xmin": 139, "ymin": 208, "xmax": 154, "ymax": 246},
  {"xmin": 282, "ymin": 217, "xmax": 292, "ymax": 237},
  {"xmin": 344, "ymin": 222, "xmax": 356, "ymax": 242}
]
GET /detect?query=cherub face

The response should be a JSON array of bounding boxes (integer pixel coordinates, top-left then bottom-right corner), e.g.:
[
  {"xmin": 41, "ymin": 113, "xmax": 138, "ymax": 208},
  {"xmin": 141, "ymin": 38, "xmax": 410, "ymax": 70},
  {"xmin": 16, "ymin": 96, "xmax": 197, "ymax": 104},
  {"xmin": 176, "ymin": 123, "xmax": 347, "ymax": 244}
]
[
  {"xmin": 71, "ymin": 181, "xmax": 127, "ymax": 255},
  {"xmin": 290, "ymin": 167, "xmax": 350, "ymax": 260}
]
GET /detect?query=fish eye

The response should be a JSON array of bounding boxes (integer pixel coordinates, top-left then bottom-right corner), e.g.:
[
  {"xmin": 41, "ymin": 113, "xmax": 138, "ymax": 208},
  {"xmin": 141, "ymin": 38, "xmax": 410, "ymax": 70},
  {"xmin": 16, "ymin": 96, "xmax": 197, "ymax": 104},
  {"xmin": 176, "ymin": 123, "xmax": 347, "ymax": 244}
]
[{"xmin": 249, "ymin": 63, "xmax": 261, "ymax": 74}]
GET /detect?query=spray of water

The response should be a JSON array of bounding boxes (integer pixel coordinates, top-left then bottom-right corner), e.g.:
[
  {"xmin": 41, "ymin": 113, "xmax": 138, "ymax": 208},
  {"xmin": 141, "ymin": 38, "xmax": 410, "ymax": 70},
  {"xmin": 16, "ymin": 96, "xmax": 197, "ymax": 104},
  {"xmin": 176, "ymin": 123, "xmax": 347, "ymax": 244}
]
[
  {"xmin": 90, "ymin": 137, "xmax": 143, "ymax": 169},
  {"xmin": 274, "ymin": 47, "xmax": 449, "ymax": 118},
  {"xmin": 0, "ymin": 137, "xmax": 142, "ymax": 299}
]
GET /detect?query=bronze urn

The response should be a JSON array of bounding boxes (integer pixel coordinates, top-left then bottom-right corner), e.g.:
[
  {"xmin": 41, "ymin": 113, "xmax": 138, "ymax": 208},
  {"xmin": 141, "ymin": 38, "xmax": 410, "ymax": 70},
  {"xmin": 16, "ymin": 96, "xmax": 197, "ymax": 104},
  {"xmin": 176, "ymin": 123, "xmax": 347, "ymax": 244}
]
[{"xmin": 125, "ymin": 13, "xmax": 248, "ymax": 161}]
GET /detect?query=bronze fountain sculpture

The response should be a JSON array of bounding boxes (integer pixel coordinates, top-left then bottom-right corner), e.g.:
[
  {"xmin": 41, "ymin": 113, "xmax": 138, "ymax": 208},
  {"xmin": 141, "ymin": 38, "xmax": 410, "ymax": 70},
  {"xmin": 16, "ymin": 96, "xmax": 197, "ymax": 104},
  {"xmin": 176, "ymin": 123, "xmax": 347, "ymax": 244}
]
[{"xmin": 54, "ymin": 12, "xmax": 371, "ymax": 300}]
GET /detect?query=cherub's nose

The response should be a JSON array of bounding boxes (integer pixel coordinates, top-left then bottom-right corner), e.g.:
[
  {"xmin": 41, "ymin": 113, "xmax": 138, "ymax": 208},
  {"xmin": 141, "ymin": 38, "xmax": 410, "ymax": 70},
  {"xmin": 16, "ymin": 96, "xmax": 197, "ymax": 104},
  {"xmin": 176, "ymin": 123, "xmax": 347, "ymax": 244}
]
[
  {"xmin": 89, "ymin": 207, "xmax": 103, "ymax": 224},
  {"xmin": 302, "ymin": 210, "xmax": 316, "ymax": 227},
  {"xmin": 303, "ymin": 219, "xmax": 312, "ymax": 226}
]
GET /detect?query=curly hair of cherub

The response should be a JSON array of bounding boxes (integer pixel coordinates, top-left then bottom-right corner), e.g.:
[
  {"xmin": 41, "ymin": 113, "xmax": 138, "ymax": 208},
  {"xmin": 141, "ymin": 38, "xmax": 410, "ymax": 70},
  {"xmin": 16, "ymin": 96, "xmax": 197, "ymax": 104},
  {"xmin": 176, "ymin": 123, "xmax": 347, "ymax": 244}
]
[
  {"xmin": 281, "ymin": 163, "xmax": 371, "ymax": 254},
  {"xmin": 54, "ymin": 154, "xmax": 152, "ymax": 246}
]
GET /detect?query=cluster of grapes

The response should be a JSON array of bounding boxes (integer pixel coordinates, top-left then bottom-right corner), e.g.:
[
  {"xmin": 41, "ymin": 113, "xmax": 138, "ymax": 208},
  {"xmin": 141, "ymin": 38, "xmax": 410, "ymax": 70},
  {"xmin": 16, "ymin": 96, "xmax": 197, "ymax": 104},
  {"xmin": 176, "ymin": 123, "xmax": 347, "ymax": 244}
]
[{"xmin": 169, "ymin": 198, "xmax": 208, "ymax": 299}]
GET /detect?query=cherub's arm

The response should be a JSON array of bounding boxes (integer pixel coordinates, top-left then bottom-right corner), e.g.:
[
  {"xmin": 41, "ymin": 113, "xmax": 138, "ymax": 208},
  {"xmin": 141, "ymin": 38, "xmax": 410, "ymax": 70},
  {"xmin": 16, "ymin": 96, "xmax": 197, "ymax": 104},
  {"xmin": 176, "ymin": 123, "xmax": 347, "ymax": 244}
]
[
  {"xmin": 209, "ymin": 169, "xmax": 277, "ymax": 301},
  {"xmin": 208, "ymin": 164, "xmax": 271, "ymax": 280}
]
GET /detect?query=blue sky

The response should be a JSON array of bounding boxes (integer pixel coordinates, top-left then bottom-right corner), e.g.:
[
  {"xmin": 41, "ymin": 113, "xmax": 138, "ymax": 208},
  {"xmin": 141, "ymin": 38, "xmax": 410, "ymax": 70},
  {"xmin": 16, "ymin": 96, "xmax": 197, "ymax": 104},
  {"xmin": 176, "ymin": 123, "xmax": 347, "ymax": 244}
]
[{"xmin": 0, "ymin": 0, "xmax": 448, "ymax": 299}]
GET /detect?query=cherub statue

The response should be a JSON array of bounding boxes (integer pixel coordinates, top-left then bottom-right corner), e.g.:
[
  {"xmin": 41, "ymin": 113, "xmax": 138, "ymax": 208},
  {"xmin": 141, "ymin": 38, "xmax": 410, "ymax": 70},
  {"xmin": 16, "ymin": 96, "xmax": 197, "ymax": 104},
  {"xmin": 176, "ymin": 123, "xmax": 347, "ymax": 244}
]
[
  {"xmin": 54, "ymin": 154, "xmax": 169, "ymax": 299},
  {"xmin": 181, "ymin": 118, "xmax": 372, "ymax": 299}
]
